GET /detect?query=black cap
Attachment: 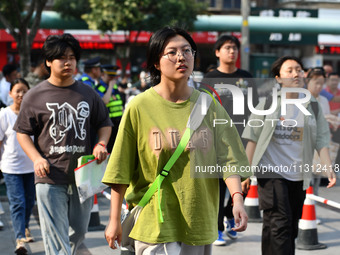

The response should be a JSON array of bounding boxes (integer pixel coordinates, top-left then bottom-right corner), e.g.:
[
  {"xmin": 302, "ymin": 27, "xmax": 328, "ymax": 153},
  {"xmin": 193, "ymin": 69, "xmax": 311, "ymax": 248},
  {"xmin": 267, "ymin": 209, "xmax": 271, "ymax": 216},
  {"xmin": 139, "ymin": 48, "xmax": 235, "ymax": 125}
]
[
  {"xmin": 83, "ymin": 57, "xmax": 101, "ymax": 68},
  {"xmin": 101, "ymin": 64, "xmax": 119, "ymax": 76}
]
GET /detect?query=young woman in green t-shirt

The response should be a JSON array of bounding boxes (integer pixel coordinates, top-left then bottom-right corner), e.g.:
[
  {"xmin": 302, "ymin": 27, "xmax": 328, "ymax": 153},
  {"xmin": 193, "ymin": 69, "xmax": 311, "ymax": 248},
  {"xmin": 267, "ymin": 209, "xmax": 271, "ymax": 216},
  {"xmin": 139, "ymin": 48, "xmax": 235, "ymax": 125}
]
[{"xmin": 103, "ymin": 26, "xmax": 250, "ymax": 254}]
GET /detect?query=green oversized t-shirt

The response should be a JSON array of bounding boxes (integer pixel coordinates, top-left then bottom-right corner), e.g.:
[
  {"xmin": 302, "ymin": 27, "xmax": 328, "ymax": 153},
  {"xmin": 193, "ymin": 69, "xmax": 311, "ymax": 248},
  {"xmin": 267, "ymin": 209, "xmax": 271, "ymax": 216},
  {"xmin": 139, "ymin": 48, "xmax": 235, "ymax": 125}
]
[{"xmin": 102, "ymin": 88, "xmax": 250, "ymax": 245}]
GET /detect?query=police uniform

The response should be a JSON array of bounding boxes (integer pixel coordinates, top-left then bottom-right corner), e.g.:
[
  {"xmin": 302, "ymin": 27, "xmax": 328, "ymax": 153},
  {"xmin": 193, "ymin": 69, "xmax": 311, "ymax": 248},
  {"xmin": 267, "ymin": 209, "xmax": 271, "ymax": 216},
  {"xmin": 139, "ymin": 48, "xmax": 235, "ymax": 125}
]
[
  {"xmin": 97, "ymin": 65, "xmax": 124, "ymax": 152},
  {"xmin": 79, "ymin": 57, "xmax": 101, "ymax": 88},
  {"xmin": 78, "ymin": 57, "xmax": 103, "ymax": 150}
]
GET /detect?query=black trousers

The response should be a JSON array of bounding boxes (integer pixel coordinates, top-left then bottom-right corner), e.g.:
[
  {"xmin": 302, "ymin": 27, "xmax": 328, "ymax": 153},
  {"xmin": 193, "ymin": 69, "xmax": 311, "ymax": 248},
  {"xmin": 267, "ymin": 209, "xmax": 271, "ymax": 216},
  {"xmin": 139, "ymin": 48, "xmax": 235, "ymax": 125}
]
[
  {"xmin": 107, "ymin": 116, "xmax": 122, "ymax": 153},
  {"xmin": 257, "ymin": 177, "xmax": 306, "ymax": 255}
]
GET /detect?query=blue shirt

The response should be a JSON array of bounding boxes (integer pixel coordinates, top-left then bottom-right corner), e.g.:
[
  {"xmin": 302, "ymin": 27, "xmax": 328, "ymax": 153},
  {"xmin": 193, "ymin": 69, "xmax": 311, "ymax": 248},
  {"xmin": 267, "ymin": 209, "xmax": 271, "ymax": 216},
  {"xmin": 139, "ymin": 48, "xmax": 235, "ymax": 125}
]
[
  {"xmin": 320, "ymin": 89, "xmax": 334, "ymax": 101},
  {"xmin": 79, "ymin": 73, "xmax": 96, "ymax": 88}
]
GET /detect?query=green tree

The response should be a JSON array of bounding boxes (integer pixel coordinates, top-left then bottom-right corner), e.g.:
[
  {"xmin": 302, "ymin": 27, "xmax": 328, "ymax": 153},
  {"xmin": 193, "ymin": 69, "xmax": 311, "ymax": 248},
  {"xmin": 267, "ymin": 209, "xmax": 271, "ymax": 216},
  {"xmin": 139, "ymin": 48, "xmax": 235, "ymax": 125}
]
[
  {"xmin": 0, "ymin": 0, "xmax": 48, "ymax": 77},
  {"xmin": 53, "ymin": 0, "xmax": 91, "ymax": 20},
  {"xmin": 81, "ymin": 0, "xmax": 206, "ymax": 74}
]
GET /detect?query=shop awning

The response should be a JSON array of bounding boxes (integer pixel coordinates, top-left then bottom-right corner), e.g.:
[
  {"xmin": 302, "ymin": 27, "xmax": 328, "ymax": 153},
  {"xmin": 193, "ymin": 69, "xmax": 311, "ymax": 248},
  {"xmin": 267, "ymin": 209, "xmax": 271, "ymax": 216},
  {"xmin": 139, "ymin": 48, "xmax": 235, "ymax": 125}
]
[{"xmin": 194, "ymin": 15, "xmax": 340, "ymax": 34}]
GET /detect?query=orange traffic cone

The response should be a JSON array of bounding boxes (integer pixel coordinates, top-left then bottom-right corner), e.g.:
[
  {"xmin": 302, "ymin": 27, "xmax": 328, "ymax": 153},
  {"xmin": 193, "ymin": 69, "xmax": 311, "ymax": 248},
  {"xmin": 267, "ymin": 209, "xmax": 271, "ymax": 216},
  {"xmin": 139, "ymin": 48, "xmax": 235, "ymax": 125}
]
[
  {"xmin": 88, "ymin": 194, "xmax": 105, "ymax": 231},
  {"xmin": 296, "ymin": 186, "xmax": 326, "ymax": 250},
  {"xmin": 244, "ymin": 176, "xmax": 262, "ymax": 222}
]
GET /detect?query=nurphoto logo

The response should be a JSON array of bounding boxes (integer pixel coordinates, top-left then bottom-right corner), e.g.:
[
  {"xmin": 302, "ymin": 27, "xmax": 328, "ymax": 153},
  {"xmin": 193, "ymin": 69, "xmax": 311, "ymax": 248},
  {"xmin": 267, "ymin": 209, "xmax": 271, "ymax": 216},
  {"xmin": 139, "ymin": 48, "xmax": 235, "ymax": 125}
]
[{"xmin": 200, "ymin": 83, "xmax": 313, "ymax": 128}]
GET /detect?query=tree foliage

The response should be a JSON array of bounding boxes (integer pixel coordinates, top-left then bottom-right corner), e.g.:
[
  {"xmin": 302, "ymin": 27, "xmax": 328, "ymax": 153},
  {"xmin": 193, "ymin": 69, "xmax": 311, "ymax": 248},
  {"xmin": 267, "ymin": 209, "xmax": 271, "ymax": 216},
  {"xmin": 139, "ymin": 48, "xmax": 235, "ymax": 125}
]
[
  {"xmin": 80, "ymin": 0, "xmax": 206, "ymax": 74},
  {"xmin": 0, "ymin": 0, "xmax": 25, "ymax": 28},
  {"xmin": 53, "ymin": 0, "xmax": 91, "ymax": 20},
  {"xmin": 144, "ymin": 0, "xmax": 206, "ymax": 31},
  {"xmin": 0, "ymin": 0, "xmax": 48, "ymax": 77},
  {"xmin": 82, "ymin": 0, "xmax": 206, "ymax": 32}
]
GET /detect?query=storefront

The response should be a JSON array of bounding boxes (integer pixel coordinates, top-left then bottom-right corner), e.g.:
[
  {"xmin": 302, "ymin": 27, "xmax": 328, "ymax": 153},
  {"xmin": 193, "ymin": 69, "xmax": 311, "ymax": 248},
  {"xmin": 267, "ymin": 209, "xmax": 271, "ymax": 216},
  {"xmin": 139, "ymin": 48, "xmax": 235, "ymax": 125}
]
[
  {"xmin": 1, "ymin": 10, "xmax": 340, "ymax": 78},
  {"xmin": 0, "ymin": 28, "xmax": 218, "ymax": 80}
]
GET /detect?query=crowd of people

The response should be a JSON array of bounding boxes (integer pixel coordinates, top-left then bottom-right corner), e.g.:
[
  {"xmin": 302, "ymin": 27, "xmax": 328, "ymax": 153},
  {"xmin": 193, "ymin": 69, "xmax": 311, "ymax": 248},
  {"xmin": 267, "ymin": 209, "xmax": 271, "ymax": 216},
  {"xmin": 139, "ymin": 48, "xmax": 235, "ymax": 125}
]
[{"xmin": 0, "ymin": 26, "xmax": 338, "ymax": 255}]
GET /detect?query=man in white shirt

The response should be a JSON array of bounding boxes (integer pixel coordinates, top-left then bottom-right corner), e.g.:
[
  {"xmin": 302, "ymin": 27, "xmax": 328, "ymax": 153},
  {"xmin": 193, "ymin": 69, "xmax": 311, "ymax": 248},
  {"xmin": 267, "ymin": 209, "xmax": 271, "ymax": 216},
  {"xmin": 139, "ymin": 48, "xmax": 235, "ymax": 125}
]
[{"xmin": 0, "ymin": 64, "xmax": 18, "ymax": 106}]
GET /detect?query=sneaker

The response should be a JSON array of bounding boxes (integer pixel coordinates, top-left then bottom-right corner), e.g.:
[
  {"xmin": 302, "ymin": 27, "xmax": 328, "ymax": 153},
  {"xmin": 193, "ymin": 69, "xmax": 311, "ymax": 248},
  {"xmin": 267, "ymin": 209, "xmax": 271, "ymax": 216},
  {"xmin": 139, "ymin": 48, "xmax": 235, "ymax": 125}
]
[
  {"xmin": 226, "ymin": 218, "xmax": 238, "ymax": 240},
  {"xmin": 0, "ymin": 220, "xmax": 4, "ymax": 230},
  {"xmin": 24, "ymin": 228, "xmax": 34, "ymax": 242},
  {"xmin": 15, "ymin": 238, "xmax": 27, "ymax": 255},
  {"xmin": 212, "ymin": 230, "xmax": 226, "ymax": 246}
]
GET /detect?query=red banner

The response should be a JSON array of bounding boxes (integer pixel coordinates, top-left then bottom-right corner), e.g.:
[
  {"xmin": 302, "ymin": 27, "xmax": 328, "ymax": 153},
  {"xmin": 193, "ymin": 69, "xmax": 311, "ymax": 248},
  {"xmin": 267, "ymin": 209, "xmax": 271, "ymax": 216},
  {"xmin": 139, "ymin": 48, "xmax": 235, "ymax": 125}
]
[{"xmin": 1, "ymin": 29, "xmax": 218, "ymax": 46}]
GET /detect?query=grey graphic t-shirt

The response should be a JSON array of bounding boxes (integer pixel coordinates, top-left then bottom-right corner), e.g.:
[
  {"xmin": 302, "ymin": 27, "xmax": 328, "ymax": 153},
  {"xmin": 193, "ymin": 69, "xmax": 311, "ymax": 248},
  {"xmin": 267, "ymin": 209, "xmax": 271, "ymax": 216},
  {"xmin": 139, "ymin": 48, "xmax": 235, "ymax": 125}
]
[
  {"xmin": 259, "ymin": 104, "xmax": 305, "ymax": 181},
  {"xmin": 14, "ymin": 80, "xmax": 112, "ymax": 185}
]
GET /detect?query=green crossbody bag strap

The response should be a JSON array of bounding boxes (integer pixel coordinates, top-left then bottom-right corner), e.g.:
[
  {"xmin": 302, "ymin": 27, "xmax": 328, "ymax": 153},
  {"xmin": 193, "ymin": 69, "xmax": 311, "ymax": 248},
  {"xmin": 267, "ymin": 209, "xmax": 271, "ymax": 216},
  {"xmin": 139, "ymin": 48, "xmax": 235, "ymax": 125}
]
[
  {"xmin": 137, "ymin": 127, "xmax": 191, "ymax": 202},
  {"xmin": 136, "ymin": 92, "xmax": 212, "ymax": 222}
]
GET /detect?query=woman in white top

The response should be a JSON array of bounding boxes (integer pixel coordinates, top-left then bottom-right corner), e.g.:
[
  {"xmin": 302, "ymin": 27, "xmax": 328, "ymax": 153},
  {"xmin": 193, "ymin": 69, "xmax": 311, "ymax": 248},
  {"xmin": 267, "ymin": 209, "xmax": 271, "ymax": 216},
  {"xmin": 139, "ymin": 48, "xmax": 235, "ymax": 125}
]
[
  {"xmin": 243, "ymin": 57, "xmax": 336, "ymax": 255},
  {"xmin": 0, "ymin": 78, "xmax": 34, "ymax": 254},
  {"xmin": 307, "ymin": 67, "xmax": 340, "ymax": 195},
  {"xmin": 306, "ymin": 67, "xmax": 330, "ymax": 114}
]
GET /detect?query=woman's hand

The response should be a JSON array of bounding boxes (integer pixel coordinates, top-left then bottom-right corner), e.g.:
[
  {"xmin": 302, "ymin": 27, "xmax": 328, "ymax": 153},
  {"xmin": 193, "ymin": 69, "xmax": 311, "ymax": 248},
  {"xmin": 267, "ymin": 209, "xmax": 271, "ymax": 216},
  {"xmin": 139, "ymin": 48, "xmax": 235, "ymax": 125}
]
[
  {"xmin": 105, "ymin": 185, "xmax": 128, "ymax": 249},
  {"xmin": 327, "ymin": 169, "xmax": 337, "ymax": 188},
  {"xmin": 105, "ymin": 218, "xmax": 122, "ymax": 249},
  {"xmin": 232, "ymin": 194, "xmax": 248, "ymax": 232}
]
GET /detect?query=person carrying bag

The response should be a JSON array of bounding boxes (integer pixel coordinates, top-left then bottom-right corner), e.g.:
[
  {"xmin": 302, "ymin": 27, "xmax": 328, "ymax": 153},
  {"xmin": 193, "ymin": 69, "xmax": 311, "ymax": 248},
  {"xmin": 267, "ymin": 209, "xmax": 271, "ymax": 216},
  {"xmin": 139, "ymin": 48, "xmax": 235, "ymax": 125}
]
[
  {"xmin": 119, "ymin": 92, "xmax": 212, "ymax": 251},
  {"xmin": 103, "ymin": 27, "xmax": 250, "ymax": 255}
]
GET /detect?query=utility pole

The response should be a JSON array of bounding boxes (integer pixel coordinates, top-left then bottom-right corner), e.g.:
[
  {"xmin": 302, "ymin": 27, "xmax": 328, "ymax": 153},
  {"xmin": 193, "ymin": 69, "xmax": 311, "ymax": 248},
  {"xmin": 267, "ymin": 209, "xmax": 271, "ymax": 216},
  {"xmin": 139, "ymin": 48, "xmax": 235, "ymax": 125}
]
[{"xmin": 241, "ymin": 0, "xmax": 250, "ymax": 70}]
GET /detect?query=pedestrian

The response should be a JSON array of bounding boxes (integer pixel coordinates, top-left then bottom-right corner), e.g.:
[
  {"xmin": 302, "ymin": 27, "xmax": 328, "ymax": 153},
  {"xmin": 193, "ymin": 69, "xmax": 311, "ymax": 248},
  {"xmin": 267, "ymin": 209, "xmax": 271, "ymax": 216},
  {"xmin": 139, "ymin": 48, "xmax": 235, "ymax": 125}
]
[
  {"xmin": 305, "ymin": 67, "xmax": 340, "ymax": 131},
  {"xmin": 0, "ymin": 78, "xmax": 34, "ymax": 254},
  {"xmin": 323, "ymin": 64, "xmax": 333, "ymax": 78},
  {"xmin": 131, "ymin": 70, "xmax": 152, "ymax": 93},
  {"xmin": 0, "ymin": 64, "xmax": 18, "ymax": 107},
  {"xmin": 96, "ymin": 64, "xmax": 124, "ymax": 153},
  {"xmin": 324, "ymin": 72, "xmax": 340, "ymax": 115},
  {"xmin": 201, "ymin": 35, "xmax": 259, "ymax": 244},
  {"xmin": 321, "ymin": 71, "xmax": 340, "ymax": 180},
  {"xmin": 242, "ymin": 56, "xmax": 337, "ymax": 255},
  {"xmin": 79, "ymin": 56, "xmax": 102, "ymax": 88},
  {"xmin": 24, "ymin": 57, "xmax": 49, "ymax": 88},
  {"xmin": 306, "ymin": 67, "xmax": 330, "ymax": 114},
  {"xmin": 117, "ymin": 74, "xmax": 130, "ymax": 106},
  {"xmin": 103, "ymin": 26, "xmax": 250, "ymax": 255},
  {"xmin": 13, "ymin": 33, "xmax": 112, "ymax": 255},
  {"xmin": 306, "ymin": 67, "xmax": 336, "ymax": 197},
  {"xmin": 78, "ymin": 57, "xmax": 105, "ymax": 149}
]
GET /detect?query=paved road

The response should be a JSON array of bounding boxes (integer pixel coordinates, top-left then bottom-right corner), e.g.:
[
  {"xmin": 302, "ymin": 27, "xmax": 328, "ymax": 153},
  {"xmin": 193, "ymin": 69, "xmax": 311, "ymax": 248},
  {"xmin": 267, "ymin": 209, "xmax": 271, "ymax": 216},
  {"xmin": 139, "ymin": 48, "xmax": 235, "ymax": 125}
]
[{"xmin": 1, "ymin": 183, "xmax": 339, "ymax": 255}]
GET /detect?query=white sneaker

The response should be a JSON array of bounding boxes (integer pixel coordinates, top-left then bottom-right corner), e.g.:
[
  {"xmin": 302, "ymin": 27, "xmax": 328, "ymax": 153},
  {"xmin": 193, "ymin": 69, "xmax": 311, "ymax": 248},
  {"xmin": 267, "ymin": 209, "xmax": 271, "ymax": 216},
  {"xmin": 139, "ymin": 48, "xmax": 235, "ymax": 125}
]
[
  {"xmin": 0, "ymin": 220, "xmax": 4, "ymax": 230},
  {"xmin": 225, "ymin": 218, "xmax": 238, "ymax": 240},
  {"xmin": 213, "ymin": 230, "xmax": 226, "ymax": 246}
]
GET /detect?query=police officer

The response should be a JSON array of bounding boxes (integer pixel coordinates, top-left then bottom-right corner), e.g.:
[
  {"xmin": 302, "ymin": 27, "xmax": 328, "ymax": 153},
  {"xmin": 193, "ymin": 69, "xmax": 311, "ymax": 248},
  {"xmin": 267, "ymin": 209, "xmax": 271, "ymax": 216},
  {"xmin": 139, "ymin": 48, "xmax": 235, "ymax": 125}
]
[
  {"xmin": 79, "ymin": 57, "xmax": 102, "ymax": 88},
  {"xmin": 97, "ymin": 64, "xmax": 124, "ymax": 153},
  {"xmin": 78, "ymin": 57, "xmax": 104, "ymax": 150}
]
